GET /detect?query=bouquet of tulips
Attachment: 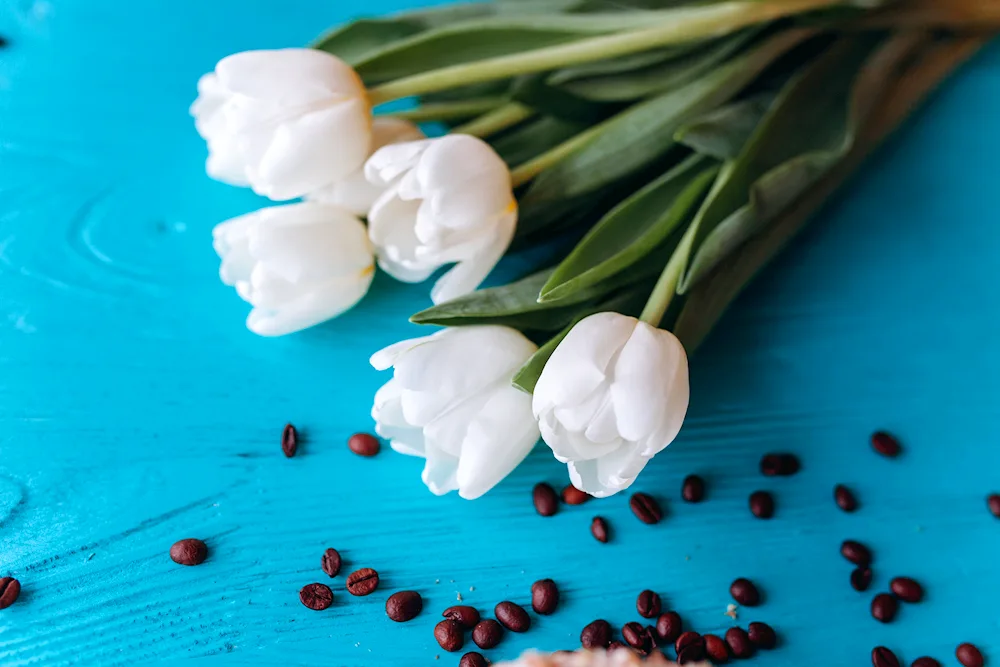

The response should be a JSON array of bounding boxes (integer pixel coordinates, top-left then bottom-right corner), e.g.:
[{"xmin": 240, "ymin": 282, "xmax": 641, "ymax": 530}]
[{"xmin": 196, "ymin": 0, "xmax": 997, "ymax": 499}]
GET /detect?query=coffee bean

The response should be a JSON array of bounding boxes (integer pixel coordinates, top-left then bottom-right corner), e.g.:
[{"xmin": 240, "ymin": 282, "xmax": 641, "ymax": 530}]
[
  {"xmin": 636, "ymin": 589, "xmax": 661, "ymax": 618},
  {"xmin": 531, "ymin": 579, "xmax": 559, "ymax": 615},
  {"xmin": 591, "ymin": 516, "xmax": 610, "ymax": 543},
  {"xmin": 460, "ymin": 652, "xmax": 488, "ymax": 667},
  {"xmin": 348, "ymin": 432, "xmax": 380, "ymax": 457},
  {"xmin": 678, "ymin": 644, "xmax": 706, "ymax": 664},
  {"xmin": 281, "ymin": 423, "xmax": 298, "ymax": 457},
  {"xmin": 988, "ymin": 494, "xmax": 1000, "ymax": 518},
  {"xmin": 834, "ymin": 485, "xmax": 858, "ymax": 512},
  {"xmin": 169, "ymin": 538, "xmax": 208, "ymax": 566},
  {"xmin": 871, "ymin": 431, "xmax": 901, "ymax": 458},
  {"xmin": 472, "ymin": 619, "xmax": 503, "ymax": 649},
  {"xmin": 675, "ymin": 631, "xmax": 703, "ymax": 653},
  {"xmin": 0, "ymin": 577, "xmax": 21, "ymax": 610},
  {"xmin": 841, "ymin": 540, "xmax": 872, "ymax": 566},
  {"xmin": 682, "ymin": 475, "xmax": 706, "ymax": 503},
  {"xmin": 956, "ymin": 643, "xmax": 984, "ymax": 667},
  {"xmin": 872, "ymin": 647, "xmax": 901, "ymax": 667},
  {"xmin": 580, "ymin": 619, "xmax": 612, "ymax": 649},
  {"xmin": 630, "ymin": 493, "xmax": 663, "ymax": 524},
  {"xmin": 911, "ymin": 658, "xmax": 941, "ymax": 667},
  {"xmin": 655, "ymin": 611, "xmax": 682, "ymax": 643},
  {"xmin": 608, "ymin": 641, "xmax": 628, "ymax": 653},
  {"xmin": 623, "ymin": 622, "xmax": 649, "ymax": 651},
  {"xmin": 561, "ymin": 485, "xmax": 590, "ymax": 505},
  {"xmin": 299, "ymin": 583, "xmax": 333, "ymax": 610},
  {"xmin": 890, "ymin": 576, "xmax": 923, "ymax": 603},
  {"xmin": 643, "ymin": 625, "xmax": 659, "ymax": 649},
  {"xmin": 748, "ymin": 622, "xmax": 776, "ymax": 649},
  {"xmin": 725, "ymin": 627, "xmax": 754, "ymax": 659},
  {"xmin": 760, "ymin": 453, "xmax": 800, "ymax": 476},
  {"xmin": 749, "ymin": 491, "xmax": 775, "ymax": 519},
  {"xmin": 444, "ymin": 605, "xmax": 481, "ymax": 629},
  {"xmin": 386, "ymin": 591, "xmax": 422, "ymax": 622},
  {"xmin": 435, "ymin": 619, "xmax": 464, "ymax": 652},
  {"xmin": 871, "ymin": 593, "xmax": 898, "ymax": 623},
  {"xmin": 851, "ymin": 567, "xmax": 873, "ymax": 592},
  {"xmin": 321, "ymin": 548, "xmax": 342, "ymax": 577},
  {"xmin": 704, "ymin": 634, "xmax": 730, "ymax": 663},
  {"xmin": 730, "ymin": 578, "xmax": 761, "ymax": 606},
  {"xmin": 345, "ymin": 567, "xmax": 379, "ymax": 596},
  {"xmin": 533, "ymin": 483, "xmax": 559, "ymax": 517},
  {"xmin": 495, "ymin": 601, "xmax": 530, "ymax": 632}
]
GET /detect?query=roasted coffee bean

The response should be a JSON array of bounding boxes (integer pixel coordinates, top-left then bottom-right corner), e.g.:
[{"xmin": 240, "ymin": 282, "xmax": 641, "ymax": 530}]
[
  {"xmin": 435, "ymin": 619, "xmax": 464, "ymax": 652},
  {"xmin": 911, "ymin": 658, "xmax": 941, "ymax": 667},
  {"xmin": 725, "ymin": 627, "xmax": 754, "ymax": 659},
  {"xmin": 655, "ymin": 611, "xmax": 682, "ymax": 644},
  {"xmin": 890, "ymin": 576, "xmax": 923, "ymax": 603},
  {"xmin": 682, "ymin": 475, "xmax": 706, "ymax": 503},
  {"xmin": 345, "ymin": 567, "xmax": 379, "ymax": 596},
  {"xmin": 591, "ymin": 516, "xmax": 610, "ymax": 543},
  {"xmin": 608, "ymin": 641, "xmax": 628, "ymax": 653},
  {"xmin": 630, "ymin": 493, "xmax": 663, "ymax": 524},
  {"xmin": 956, "ymin": 643, "xmax": 984, "ymax": 667},
  {"xmin": 851, "ymin": 567, "xmax": 873, "ymax": 592},
  {"xmin": 169, "ymin": 538, "xmax": 208, "ymax": 566},
  {"xmin": 460, "ymin": 652, "xmax": 488, "ymax": 667},
  {"xmin": 321, "ymin": 548, "xmax": 342, "ymax": 577},
  {"xmin": 834, "ymin": 485, "xmax": 858, "ymax": 512},
  {"xmin": 348, "ymin": 432, "xmax": 380, "ymax": 457},
  {"xmin": 704, "ymin": 634, "xmax": 730, "ymax": 663},
  {"xmin": 730, "ymin": 578, "xmax": 761, "ymax": 606},
  {"xmin": 872, "ymin": 647, "xmax": 901, "ymax": 667},
  {"xmin": 281, "ymin": 423, "xmax": 298, "ymax": 457},
  {"xmin": 495, "ymin": 601, "xmax": 530, "ymax": 632},
  {"xmin": 871, "ymin": 593, "xmax": 898, "ymax": 623},
  {"xmin": 988, "ymin": 494, "xmax": 1000, "ymax": 518},
  {"xmin": 472, "ymin": 619, "xmax": 503, "ymax": 649},
  {"xmin": 385, "ymin": 590, "xmax": 422, "ymax": 622},
  {"xmin": 636, "ymin": 589, "xmax": 661, "ymax": 618},
  {"xmin": 562, "ymin": 485, "xmax": 590, "ymax": 505},
  {"xmin": 531, "ymin": 578, "xmax": 559, "ymax": 615},
  {"xmin": 533, "ymin": 483, "xmax": 559, "ymax": 517},
  {"xmin": 299, "ymin": 583, "xmax": 333, "ymax": 610},
  {"xmin": 580, "ymin": 619, "xmax": 612, "ymax": 649},
  {"xmin": 749, "ymin": 491, "xmax": 775, "ymax": 519},
  {"xmin": 444, "ymin": 605, "xmax": 481, "ymax": 629},
  {"xmin": 871, "ymin": 431, "xmax": 901, "ymax": 458},
  {"xmin": 841, "ymin": 540, "xmax": 872, "ymax": 566},
  {"xmin": 678, "ymin": 644, "xmax": 706, "ymax": 664},
  {"xmin": 759, "ymin": 453, "xmax": 800, "ymax": 476},
  {"xmin": 622, "ymin": 622, "xmax": 649, "ymax": 651},
  {"xmin": 644, "ymin": 626, "xmax": 658, "ymax": 649},
  {"xmin": 0, "ymin": 578, "xmax": 21, "ymax": 610},
  {"xmin": 675, "ymin": 631, "xmax": 704, "ymax": 654},
  {"xmin": 748, "ymin": 622, "xmax": 776, "ymax": 649}
]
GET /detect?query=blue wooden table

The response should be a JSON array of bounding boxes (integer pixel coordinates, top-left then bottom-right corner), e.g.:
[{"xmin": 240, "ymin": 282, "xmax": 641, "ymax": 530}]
[{"xmin": 1, "ymin": 1, "xmax": 999, "ymax": 665}]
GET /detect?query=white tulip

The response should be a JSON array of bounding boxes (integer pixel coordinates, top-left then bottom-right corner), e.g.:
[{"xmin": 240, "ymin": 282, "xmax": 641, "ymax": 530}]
[
  {"xmin": 370, "ymin": 326, "xmax": 540, "ymax": 500},
  {"xmin": 365, "ymin": 134, "xmax": 517, "ymax": 304},
  {"xmin": 307, "ymin": 117, "xmax": 425, "ymax": 216},
  {"xmin": 532, "ymin": 312, "xmax": 690, "ymax": 498},
  {"xmin": 213, "ymin": 202, "xmax": 374, "ymax": 336},
  {"xmin": 191, "ymin": 48, "xmax": 371, "ymax": 201}
]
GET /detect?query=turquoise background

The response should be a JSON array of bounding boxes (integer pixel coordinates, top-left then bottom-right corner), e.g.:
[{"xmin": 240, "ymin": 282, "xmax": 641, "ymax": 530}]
[{"xmin": 1, "ymin": 1, "xmax": 999, "ymax": 665}]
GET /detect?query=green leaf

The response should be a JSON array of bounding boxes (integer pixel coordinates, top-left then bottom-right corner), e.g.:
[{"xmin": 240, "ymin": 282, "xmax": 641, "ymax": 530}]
[
  {"xmin": 510, "ymin": 74, "xmax": 619, "ymax": 124},
  {"xmin": 678, "ymin": 32, "xmax": 927, "ymax": 293},
  {"xmin": 493, "ymin": 116, "xmax": 590, "ymax": 167},
  {"xmin": 539, "ymin": 154, "xmax": 719, "ymax": 303},
  {"xmin": 674, "ymin": 92, "xmax": 778, "ymax": 160}
]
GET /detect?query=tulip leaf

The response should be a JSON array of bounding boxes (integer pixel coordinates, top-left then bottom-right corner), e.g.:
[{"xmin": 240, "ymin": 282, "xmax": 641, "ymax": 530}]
[
  {"xmin": 673, "ymin": 92, "xmax": 778, "ymax": 160},
  {"xmin": 678, "ymin": 31, "xmax": 927, "ymax": 293},
  {"xmin": 539, "ymin": 154, "xmax": 719, "ymax": 303},
  {"xmin": 510, "ymin": 75, "xmax": 620, "ymax": 124},
  {"xmin": 493, "ymin": 116, "xmax": 590, "ymax": 167}
]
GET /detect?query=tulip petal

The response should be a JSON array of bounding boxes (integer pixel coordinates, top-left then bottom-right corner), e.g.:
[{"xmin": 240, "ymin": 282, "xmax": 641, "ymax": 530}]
[
  {"xmin": 567, "ymin": 445, "xmax": 648, "ymax": 498},
  {"xmin": 245, "ymin": 269, "xmax": 373, "ymax": 336},
  {"xmin": 216, "ymin": 48, "xmax": 365, "ymax": 105},
  {"xmin": 429, "ymin": 213, "xmax": 515, "ymax": 304},
  {"xmin": 423, "ymin": 391, "xmax": 492, "ymax": 457},
  {"xmin": 415, "ymin": 135, "xmax": 511, "ymax": 195},
  {"xmin": 370, "ymin": 334, "xmax": 437, "ymax": 371},
  {"xmin": 421, "ymin": 446, "xmax": 460, "ymax": 496},
  {"xmin": 365, "ymin": 140, "xmax": 432, "ymax": 187}
]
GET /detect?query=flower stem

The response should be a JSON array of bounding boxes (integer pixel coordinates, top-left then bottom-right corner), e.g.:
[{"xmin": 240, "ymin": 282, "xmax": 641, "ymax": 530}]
[
  {"xmin": 368, "ymin": 0, "xmax": 844, "ymax": 105},
  {"xmin": 453, "ymin": 102, "xmax": 535, "ymax": 138},
  {"xmin": 639, "ymin": 221, "xmax": 698, "ymax": 327},
  {"xmin": 509, "ymin": 122, "xmax": 604, "ymax": 188},
  {"xmin": 387, "ymin": 97, "xmax": 507, "ymax": 123}
]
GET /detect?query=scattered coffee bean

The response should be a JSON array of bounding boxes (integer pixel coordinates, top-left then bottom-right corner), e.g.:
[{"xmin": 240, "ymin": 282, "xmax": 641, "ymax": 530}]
[
  {"xmin": 531, "ymin": 579, "xmax": 559, "ymax": 615},
  {"xmin": 533, "ymin": 483, "xmax": 559, "ymax": 517},
  {"xmin": 580, "ymin": 619, "xmax": 612, "ymax": 649},
  {"xmin": 623, "ymin": 622, "xmax": 649, "ymax": 651},
  {"xmin": 321, "ymin": 548, "xmax": 342, "ymax": 577},
  {"xmin": 834, "ymin": 485, "xmax": 858, "ymax": 512},
  {"xmin": 871, "ymin": 431, "xmax": 901, "ymax": 458},
  {"xmin": 730, "ymin": 578, "xmax": 761, "ymax": 606},
  {"xmin": 871, "ymin": 593, "xmax": 898, "ymax": 623},
  {"xmin": 872, "ymin": 646, "xmax": 901, "ymax": 667},
  {"xmin": 281, "ymin": 423, "xmax": 298, "ymax": 457},
  {"xmin": 460, "ymin": 652, "xmax": 488, "ymax": 667},
  {"xmin": 562, "ymin": 485, "xmax": 590, "ymax": 505},
  {"xmin": 472, "ymin": 619, "xmax": 503, "ymax": 649},
  {"xmin": 655, "ymin": 611, "xmax": 682, "ymax": 644},
  {"xmin": 636, "ymin": 589, "xmax": 661, "ymax": 618},
  {"xmin": 169, "ymin": 538, "xmax": 208, "ymax": 566},
  {"xmin": 678, "ymin": 644, "xmax": 707, "ymax": 664},
  {"xmin": 851, "ymin": 567, "xmax": 873, "ymax": 592},
  {"xmin": 682, "ymin": 475, "xmax": 706, "ymax": 503},
  {"xmin": 643, "ymin": 625, "xmax": 658, "ymax": 649},
  {"xmin": 299, "ymin": 583, "xmax": 333, "ymax": 610},
  {"xmin": 956, "ymin": 643, "xmax": 984, "ymax": 667},
  {"xmin": 591, "ymin": 516, "xmax": 610, "ymax": 543},
  {"xmin": 444, "ymin": 605, "xmax": 481, "ymax": 629},
  {"xmin": 704, "ymin": 634, "xmax": 730, "ymax": 663},
  {"xmin": 345, "ymin": 567, "xmax": 379, "ymax": 596},
  {"xmin": 748, "ymin": 622, "xmax": 776, "ymax": 649},
  {"xmin": 630, "ymin": 492, "xmax": 663, "ymax": 524},
  {"xmin": 386, "ymin": 591, "xmax": 422, "ymax": 622},
  {"xmin": 348, "ymin": 432, "xmax": 380, "ymax": 457},
  {"xmin": 495, "ymin": 601, "xmax": 530, "ymax": 632},
  {"xmin": 841, "ymin": 540, "xmax": 873, "ymax": 566},
  {"xmin": 675, "ymin": 631, "xmax": 703, "ymax": 653},
  {"xmin": 911, "ymin": 658, "xmax": 941, "ymax": 667},
  {"xmin": 760, "ymin": 453, "xmax": 800, "ymax": 476},
  {"xmin": 889, "ymin": 576, "xmax": 923, "ymax": 603},
  {"xmin": 749, "ymin": 491, "xmax": 775, "ymax": 519},
  {"xmin": 725, "ymin": 627, "xmax": 754, "ymax": 659},
  {"xmin": 987, "ymin": 494, "xmax": 1000, "ymax": 519},
  {"xmin": 0, "ymin": 577, "xmax": 21, "ymax": 610},
  {"xmin": 435, "ymin": 619, "xmax": 464, "ymax": 652}
]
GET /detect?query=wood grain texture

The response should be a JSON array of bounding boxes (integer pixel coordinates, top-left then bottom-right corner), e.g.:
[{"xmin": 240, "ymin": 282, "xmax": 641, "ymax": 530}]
[{"xmin": 1, "ymin": 1, "xmax": 999, "ymax": 665}]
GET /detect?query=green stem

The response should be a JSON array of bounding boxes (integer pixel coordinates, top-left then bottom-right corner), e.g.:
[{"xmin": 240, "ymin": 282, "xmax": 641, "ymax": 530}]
[
  {"xmin": 452, "ymin": 102, "xmax": 535, "ymax": 138},
  {"xmin": 508, "ymin": 122, "xmax": 603, "ymax": 188},
  {"xmin": 367, "ymin": 0, "xmax": 843, "ymax": 105},
  {"xmin": 639, "ymin": 221, "xmax": 698, "ymax": 326},
  {"xmin": 387, "ymin": 97, "xmax": 506, "ymax": 123}
]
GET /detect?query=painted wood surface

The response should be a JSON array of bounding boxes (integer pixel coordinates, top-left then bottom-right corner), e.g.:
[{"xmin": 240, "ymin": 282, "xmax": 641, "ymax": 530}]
[{"xmin": 1, "ymin": 1, "xmax": 999, "ymax": 665}]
